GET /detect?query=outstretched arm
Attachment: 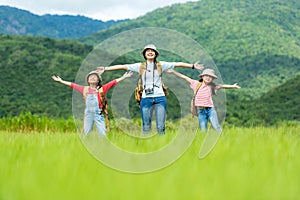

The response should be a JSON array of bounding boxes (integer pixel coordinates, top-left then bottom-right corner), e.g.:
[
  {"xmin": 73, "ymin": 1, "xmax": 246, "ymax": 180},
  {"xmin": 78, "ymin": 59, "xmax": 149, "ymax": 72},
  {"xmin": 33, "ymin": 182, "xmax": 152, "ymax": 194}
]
[
  {"xmin": 116, "ymin": 71, "xmax": 133, "ymax": 83},
  {"xmin": 52, "ymin": 75, "xmax": 71, "ymax": 87},
  {"xmin": 219, "ymin": 83, "xmax": 241, "ymax": 89},
  {"xmin": 174, "ymin": 62, "xmax": 204, "ymax": 70},
  {"xmin": 97, "ymin": 65, "xmax": 128, "ymax": 75},
  {"xmin": 165, "ymin": 69, "xmax": 192, "ymax": 83}
]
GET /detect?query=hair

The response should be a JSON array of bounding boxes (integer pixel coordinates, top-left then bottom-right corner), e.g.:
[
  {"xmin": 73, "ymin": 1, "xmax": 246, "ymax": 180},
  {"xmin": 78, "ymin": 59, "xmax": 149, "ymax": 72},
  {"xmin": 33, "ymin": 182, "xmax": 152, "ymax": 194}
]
[{"xmin": 96, "ymin": 81, "xmax": 102, "ymax": 89}]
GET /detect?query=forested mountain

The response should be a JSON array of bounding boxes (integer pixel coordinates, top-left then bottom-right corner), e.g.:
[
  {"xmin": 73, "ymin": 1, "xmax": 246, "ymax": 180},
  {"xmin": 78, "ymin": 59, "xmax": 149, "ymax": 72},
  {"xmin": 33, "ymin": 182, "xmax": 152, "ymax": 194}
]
[
  {"xmin": 226, "ymin": 74, "xmax": 300, "ymax": 126},
  {"xmin": 79, "ymin": 0, "xmax": 300, "ymax": 99},
  {"xmin": 0, "ymin": 6, "xmax": 128, "ymax": 38},
  {"xmin": 0, "ymin": 34, "xmax": 93, "ymax": 117},
  {"xmin": 0, "ymin": 0, "xmax": 299, "ymax": 125}
]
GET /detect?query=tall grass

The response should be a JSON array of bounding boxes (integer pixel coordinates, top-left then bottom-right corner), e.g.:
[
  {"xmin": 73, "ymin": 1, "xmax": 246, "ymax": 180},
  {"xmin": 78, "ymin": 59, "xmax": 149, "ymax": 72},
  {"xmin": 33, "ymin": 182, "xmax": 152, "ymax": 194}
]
[
  {"xmin": 0, "ymin": 125, "xmax": 299, "ymax": 200},
  {"xmin": 0, "ymin": 112, "xmax": 76, "ymax": 133}
]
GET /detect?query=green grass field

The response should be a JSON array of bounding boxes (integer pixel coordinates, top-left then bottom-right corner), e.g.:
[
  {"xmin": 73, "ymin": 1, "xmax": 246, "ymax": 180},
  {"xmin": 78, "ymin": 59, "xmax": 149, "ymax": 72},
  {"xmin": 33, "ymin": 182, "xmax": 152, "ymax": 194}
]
[{"xmin": 1, "ymin": 126, "xmax": 299, "ymax": 200}]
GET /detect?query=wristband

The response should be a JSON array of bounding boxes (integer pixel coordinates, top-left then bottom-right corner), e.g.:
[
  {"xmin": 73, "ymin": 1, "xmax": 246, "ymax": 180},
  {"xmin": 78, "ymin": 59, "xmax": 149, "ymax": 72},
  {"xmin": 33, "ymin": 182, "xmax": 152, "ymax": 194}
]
[{"xmin": 192, "ymin": 64, "xmax": 195, "ymax": 69}]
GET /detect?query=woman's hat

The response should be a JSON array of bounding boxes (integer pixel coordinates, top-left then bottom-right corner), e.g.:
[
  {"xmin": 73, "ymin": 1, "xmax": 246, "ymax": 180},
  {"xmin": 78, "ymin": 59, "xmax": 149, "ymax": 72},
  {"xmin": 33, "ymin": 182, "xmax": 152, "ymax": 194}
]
[
  {"xmin": 86, "ymin": 70, "xmax": 102, "ymax": 83},
  {"xmin": 142, "ymin": 44, "xmax": 159, "ymax": 59},
  {"xmin": 199, "ymin": 69, "xmax": 218, "ymax": 79}
]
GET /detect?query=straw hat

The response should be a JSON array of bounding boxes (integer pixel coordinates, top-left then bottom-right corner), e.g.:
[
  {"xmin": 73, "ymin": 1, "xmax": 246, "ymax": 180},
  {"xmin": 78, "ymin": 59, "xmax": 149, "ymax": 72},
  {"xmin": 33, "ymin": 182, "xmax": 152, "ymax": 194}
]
[
  {"xmin": 199, "ymin": 69, "xmax": 218, "ymax": 79},
  {"xmin": 142, "ymin": 44, "xmax": 159, "ymax": 59},
  {"xmin": 86, "ymin": 70, "xmax": 102, "ymax": 83}
]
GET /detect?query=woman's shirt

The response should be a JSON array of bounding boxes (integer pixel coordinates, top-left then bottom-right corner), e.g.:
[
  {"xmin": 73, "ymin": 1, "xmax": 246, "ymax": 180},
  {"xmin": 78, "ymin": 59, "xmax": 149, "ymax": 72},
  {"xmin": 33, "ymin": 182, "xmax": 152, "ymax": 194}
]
[{"xmin": 127, "ymin": 61, "xmax": 175, "ymax": 98}]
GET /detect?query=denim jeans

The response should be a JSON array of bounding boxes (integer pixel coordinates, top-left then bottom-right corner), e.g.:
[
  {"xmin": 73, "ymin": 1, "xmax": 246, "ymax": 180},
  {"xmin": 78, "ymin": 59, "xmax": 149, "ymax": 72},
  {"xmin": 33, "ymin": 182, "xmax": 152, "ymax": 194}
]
[
  {"xmin": 197, "ymin": 107, "xmax": 222, "ymax": 133},
  {"xmin": 140, "ymin": 96, "xmax": 166, "ymax": 134},
  {"xmin": 84, "ymin": 94, "xmax": 106, "ymax": 136}
]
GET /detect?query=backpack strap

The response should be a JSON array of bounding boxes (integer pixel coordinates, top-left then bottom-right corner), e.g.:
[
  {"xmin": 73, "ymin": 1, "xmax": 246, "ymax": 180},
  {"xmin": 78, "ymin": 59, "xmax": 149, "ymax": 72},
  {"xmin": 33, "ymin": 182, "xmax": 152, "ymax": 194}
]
[
  {"xmin": 156, "ymin": 61, "xmax": 162, "ymax": 75},
  {"xmin": 194, "ymin": 81, "xmax": 202, "ymax": 97},
  {"xmin": 83, "ymin": 86, "xmax": 89, "ymax": 101},
  {"xmin": 139, "ymin": 62, "xmax": 146, "ymax": 75},
  {"xmin": 98, "ymin": 87, "xmax": 110, "ymax": 132},
  {"xmin": 191, "ymin": 81, "xmax": 202, "ymax": 117}
]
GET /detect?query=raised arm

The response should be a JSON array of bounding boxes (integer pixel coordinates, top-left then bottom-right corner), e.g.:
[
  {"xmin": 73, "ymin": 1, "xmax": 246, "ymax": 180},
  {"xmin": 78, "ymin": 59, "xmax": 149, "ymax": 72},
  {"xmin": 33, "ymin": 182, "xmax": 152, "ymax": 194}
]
[
  {"xmin": 174, "ymin": 62, "xmax": 204, "ymax": 70},
  {"xmin": 52, "ymin": 75, "xmax": 71, "ymax": 87},
  {"xmin": 165, "ymin": 69, "xmax": 192, "ymax": 83},
  {"xmin": 97, "ymin": 65, "xmax": 128, "ymax": 75},
  {"xmin": 116, "ymin": 71, "xmax": 133, "ymax": 83},
  {"xmin": 219, "ymin": 83, "xmax": 241, "ymax": 89}
]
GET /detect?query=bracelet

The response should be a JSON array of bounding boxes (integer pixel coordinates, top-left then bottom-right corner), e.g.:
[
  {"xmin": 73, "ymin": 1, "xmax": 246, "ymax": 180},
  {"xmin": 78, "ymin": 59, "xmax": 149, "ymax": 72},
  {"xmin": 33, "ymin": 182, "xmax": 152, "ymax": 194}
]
[{"xmin": 192, "ymin": 64, "xmax": 195, "ymax": 69}]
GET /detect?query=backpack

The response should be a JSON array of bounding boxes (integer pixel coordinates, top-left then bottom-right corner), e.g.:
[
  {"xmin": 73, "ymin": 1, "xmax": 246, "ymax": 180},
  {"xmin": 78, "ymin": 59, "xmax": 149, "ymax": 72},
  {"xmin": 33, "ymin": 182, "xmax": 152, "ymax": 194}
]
[
  {"xmin": 191, "ymin": 81, "xmax": 202, "ymax": 117},
  {"xmin": 83, "ymin": 86, "xmax": 110, "ymax": 132},
  {"xmin": 135, "ymin": 62, "xmax": 168, "ymax": 107}
]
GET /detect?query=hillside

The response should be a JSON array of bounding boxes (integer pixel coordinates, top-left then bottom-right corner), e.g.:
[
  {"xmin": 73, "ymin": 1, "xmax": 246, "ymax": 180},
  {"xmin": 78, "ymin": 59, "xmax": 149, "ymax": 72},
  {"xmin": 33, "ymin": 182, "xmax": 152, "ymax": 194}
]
[
  {"xmin": 0, "ymin": 34, "xmax": 93, "ymax": 118},
  {"xmin": 226, "ymin": 74, "xmax": 300, "ymax": 125},
  {"xmin": 79, "ymin": 0, "xmax": 300, "ymax": 98},
  {"xmin": 0, "ymin": 6, "xmax": 128, "ymax": 38},
  {"xmin": 253, "ymin": 74, "xmax": 300, "ymax": 123}
]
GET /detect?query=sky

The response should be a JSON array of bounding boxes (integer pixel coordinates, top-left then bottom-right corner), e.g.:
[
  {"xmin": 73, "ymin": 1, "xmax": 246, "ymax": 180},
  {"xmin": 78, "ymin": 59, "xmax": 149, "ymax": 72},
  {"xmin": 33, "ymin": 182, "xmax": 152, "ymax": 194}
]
[{"xmin": 0, "ymin": 0, "xmax": 198, "ymax": 21}]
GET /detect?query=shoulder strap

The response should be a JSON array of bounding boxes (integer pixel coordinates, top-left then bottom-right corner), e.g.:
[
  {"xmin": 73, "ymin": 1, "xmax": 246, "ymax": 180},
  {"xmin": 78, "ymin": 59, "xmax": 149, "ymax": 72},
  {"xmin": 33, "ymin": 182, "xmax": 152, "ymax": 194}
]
[
  {"xmin": 193, "ymin": 81, "xmax": 202, "ymax": 97},
  {"xmin": 156, "ymin": 61, "xmax": 162, "ymax": 75},
  {"xmin": 83, "ymin": 86, "xmax": 89, "ymax": 100},
  {"xmin": 139, "ymin": 62, "xmax": 146, "ymax": 75}
]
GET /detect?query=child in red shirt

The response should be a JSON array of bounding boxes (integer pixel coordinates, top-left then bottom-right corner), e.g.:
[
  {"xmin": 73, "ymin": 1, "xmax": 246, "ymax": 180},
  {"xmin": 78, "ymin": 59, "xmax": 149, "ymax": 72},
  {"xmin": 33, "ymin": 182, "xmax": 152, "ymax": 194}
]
[{"xmin": 52, "ymin": 71, "xmax": 132, "ymax": 135}]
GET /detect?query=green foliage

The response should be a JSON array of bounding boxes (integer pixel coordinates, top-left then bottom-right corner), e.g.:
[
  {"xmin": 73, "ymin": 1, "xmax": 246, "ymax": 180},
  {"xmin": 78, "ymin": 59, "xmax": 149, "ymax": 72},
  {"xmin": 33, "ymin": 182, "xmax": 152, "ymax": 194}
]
[
  {"xmin": 0, "ymin": 112, "xmax": 76, "ymax": 133},
  {"xmin": 226, "ymin": 74, "xmax": 300, "ymax": 126},
  {"xmin": 0, "ymin": 34, "xmax": 93, "ymax": 118}
]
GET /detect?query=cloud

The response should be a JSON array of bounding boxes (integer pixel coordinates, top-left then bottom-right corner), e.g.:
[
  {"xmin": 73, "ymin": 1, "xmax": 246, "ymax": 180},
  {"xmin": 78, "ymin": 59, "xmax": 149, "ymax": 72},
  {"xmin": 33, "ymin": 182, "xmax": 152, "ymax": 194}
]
[{"xmin": 0, "ymin": 0, "xmax": 197, "ymax": 21}]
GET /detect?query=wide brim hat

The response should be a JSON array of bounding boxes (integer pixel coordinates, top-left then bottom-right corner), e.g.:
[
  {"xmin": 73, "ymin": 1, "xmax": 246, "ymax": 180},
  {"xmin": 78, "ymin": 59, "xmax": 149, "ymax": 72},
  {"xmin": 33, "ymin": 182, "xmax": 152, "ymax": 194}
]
[
  {"xmin": 86, "ymin": 70, "xmax": 102, "ymax": 83},
  {"xmin": 142, "ymin": 44, "xmax": 159, "ymax": 59},
  {"xmin": 199, "ymin": 69, "xmax": 218, "ymax": 79}
]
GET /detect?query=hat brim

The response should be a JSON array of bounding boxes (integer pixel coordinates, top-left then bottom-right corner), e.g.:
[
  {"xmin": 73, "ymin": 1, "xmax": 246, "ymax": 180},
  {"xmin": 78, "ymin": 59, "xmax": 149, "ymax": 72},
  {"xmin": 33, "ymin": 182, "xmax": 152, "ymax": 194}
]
[
  {"xmin": 142, "ymin": 48, "xmax": 159, "ymax": 58},
  {"xmin": 199, "ymin": 74, "xmax": 218, "ymax": 79}
]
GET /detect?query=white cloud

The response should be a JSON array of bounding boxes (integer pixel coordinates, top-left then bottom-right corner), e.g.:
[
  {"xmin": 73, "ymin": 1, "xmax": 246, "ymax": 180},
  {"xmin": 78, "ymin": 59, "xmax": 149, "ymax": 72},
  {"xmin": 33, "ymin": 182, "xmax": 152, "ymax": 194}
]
[{"xmin": 0, "ymin": 0, "xmax": 198, "ymax": 21}]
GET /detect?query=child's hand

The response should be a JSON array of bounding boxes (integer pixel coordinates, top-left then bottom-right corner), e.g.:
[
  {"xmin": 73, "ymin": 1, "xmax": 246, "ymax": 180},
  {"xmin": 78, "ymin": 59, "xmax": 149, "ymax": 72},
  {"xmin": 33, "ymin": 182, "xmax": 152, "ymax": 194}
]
[
  {"xmin": 233, "ymin": 83, "xmax": 241, "ymax": 89},
  {"xmin": 123, "ymin": 71, "xmax": 133, "ymax": 78},
  {"xmin": 52, "ymin": 75, "xmax": 62, "ymax": 82}
]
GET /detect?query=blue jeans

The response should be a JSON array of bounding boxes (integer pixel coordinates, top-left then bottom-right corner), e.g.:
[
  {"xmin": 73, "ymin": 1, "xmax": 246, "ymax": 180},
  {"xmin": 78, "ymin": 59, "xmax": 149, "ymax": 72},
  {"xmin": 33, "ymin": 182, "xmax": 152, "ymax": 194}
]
[
  {"xmin": 84, "ymin": 94, "xmax": 106, "ymax": 136},
  {"xmin": 197, "ymin": 107, "xmax": 222, "ymax": 133},
  {"xmin": 140, "ymin": 96, "xmax": 166, "ymax": 134}
]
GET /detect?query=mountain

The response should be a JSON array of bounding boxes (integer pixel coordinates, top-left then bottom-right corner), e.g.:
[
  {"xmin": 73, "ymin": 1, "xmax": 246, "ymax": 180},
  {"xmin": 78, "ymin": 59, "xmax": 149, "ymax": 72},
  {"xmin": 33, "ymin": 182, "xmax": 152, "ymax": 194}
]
[
  {"xmin": 0, "ymin": 6, "xmax": 128, "ymax": 38},
  {"xmin": 0, "ymin": 0, "xmax": 299, "ymax": 126},
  {"xmin": 78, "ymin": 0, "xmax": 300, "ymax": 99},
  {"xmin": 226, "ymin": 74, "xmax": 300, "ymax": 125},
  {"xmin": 254, "ymin": 74, "xmax": 300, "ymax": 123},
  {"xmin": 0, "ymin": 34, "xmax": 93, "ymax": 118}
]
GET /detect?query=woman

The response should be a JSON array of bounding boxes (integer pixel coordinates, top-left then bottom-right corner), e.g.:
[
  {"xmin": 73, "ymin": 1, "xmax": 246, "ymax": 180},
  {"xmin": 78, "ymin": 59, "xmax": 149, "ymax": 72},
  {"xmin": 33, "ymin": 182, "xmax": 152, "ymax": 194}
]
[{"xmin": 97, "ymin": 44, "xmax": 204, "ymax": 134}]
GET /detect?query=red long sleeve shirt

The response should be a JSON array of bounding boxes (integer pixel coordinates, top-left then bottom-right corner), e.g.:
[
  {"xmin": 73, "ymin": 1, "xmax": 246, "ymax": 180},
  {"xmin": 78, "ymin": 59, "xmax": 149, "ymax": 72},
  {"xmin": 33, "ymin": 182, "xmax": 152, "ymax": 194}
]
[{"xmin": 70, "ymin": 80, "xmax": 117, "ymax": 108}]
